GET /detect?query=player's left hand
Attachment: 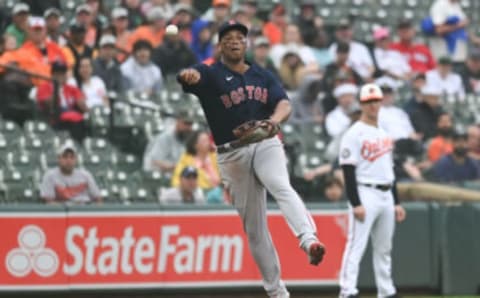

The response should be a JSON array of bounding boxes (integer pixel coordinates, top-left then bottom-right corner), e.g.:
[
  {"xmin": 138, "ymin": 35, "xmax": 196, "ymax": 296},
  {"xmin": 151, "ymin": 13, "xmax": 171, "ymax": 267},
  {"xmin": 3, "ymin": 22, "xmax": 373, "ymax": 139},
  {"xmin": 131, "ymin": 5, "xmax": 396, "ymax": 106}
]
[
  {"xmin": 232, "ymin": 119, "xmax": 280, "ymax": 145},
  {"xmin": 395, "ymin": 205, "xmax": 406, "ymax": 222}
]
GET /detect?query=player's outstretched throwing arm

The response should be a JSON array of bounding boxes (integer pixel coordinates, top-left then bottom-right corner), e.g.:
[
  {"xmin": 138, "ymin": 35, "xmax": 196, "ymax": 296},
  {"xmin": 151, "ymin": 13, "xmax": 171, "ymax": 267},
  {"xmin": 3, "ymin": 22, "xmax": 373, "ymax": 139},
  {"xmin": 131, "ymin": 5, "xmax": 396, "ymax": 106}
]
[{"xmin": 177, "ymin": 68, "xmax": 201, "ymax": 86}]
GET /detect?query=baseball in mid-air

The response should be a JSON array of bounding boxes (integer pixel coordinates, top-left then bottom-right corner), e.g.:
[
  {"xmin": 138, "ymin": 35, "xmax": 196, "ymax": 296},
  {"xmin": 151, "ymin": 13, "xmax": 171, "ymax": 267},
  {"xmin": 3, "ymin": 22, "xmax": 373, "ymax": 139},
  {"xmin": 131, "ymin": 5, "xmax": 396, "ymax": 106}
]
[{"xmin": 166, "ymin": 24, "xmax": 178, "ymax": 35}]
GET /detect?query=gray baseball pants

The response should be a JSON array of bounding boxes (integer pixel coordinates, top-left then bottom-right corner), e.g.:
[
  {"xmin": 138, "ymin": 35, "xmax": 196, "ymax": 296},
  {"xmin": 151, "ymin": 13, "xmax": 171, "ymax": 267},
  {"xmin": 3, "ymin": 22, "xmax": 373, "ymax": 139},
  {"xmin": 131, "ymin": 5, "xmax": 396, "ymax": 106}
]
[{"xmin": 217, "ymin": 136, "xmax": 318, "ymax": 298}]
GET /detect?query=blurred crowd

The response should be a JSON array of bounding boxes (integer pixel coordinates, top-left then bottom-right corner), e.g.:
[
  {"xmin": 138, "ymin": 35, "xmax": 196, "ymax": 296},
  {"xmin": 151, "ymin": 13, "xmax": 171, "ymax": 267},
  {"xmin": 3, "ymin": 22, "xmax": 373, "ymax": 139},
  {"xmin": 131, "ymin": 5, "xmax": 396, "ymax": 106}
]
[{"xmin": 0, "ymin": 0, "xmax": 479, "ymax": 205}]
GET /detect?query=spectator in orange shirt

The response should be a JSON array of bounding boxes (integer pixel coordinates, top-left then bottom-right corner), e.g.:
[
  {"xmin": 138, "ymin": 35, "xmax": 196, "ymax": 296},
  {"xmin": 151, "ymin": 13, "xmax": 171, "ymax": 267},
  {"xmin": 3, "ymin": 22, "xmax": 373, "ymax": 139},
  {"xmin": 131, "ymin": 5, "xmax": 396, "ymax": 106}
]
[
  {"xmin": 110, "ymin": 7, "xmax": 131, "ymax": 62},
  {"xmin": 427, "ymin": 112, "xmax": 454, "ymax": 162},
  {"xmin": 262, "ymin": 3, "xmax": 288, "ymax": 45},
  {"xmin": 0, "ymin": 17, "xmax": 66, "ymax": 86},
  {"xmin": 72, "ymin": 4, "xmax": 98, "ymax": 48},
  {"xmin": 62, "ymin": 23, "xmax": 95, "ymax": 71},
  {"xmin": 85, "ymin": 0, "xmax": 109, "ymax": 47},
  {"xmin": 127, "ymin": 7, "xmax": 166, "ymax": 53}
]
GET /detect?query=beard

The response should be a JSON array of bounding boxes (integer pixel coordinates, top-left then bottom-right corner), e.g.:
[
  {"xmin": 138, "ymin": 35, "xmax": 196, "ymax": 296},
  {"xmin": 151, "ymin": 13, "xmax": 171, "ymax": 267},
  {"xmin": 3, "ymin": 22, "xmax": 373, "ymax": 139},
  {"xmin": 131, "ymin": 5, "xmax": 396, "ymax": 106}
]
[
  {"xmin": 176, "ymin": 130, "xmax": 190, "ymax": 142},
  {"xmin": 438, "ymin": 128, "xmax": 453, "ymax": 137},
  {"xmin": 223, "ymin": 53, "xmax": 243, "ymax": 64},
  {"xmin": 453, "ymin": 147, "xmax": 468, "ymax": 157}
]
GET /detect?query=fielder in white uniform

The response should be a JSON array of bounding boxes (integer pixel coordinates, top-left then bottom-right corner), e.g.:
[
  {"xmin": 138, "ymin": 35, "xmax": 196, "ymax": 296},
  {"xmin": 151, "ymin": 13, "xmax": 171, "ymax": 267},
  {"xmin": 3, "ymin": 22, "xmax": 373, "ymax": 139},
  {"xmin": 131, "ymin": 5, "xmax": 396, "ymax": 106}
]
[{"xmin": 338, "ymin": 83, "xmax": 406, "ymax": 298}]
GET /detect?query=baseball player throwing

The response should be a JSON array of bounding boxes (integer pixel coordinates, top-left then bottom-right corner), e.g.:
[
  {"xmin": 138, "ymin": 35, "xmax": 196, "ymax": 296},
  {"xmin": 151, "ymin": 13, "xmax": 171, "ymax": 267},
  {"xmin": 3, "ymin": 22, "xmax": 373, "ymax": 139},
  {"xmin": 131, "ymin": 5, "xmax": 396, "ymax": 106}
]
[
  {"xmin": 339, "ymin": 83, "xmax": 406, "ymax": 298},
  {"xmin": 177, "ymin": 21, "xmax": 325, "ymax": 298}
]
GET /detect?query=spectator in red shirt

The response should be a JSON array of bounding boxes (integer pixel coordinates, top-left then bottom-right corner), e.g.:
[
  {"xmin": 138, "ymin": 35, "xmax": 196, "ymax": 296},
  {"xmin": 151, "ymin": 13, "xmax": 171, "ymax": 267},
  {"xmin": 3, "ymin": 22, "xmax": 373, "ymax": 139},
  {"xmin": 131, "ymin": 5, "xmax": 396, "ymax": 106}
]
[
  {"xmin": 390, "ymin": 19, "xmax": 436, "ymax": 74},
  {"xmin": 37, "ymin": 61, "xmax": 88, "ymax": 142}
]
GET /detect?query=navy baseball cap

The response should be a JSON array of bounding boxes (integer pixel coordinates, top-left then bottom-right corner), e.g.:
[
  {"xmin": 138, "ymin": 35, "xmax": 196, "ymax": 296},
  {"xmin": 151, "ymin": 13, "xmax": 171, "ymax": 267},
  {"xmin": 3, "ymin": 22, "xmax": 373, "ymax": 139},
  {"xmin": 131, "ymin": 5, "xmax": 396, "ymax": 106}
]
[
  {"xmin": 51, "ymin": 61, "xmax": 68, "ymax": 73},
  {"xmin": 218, "ymin": 20, "xmax": 248, "ymax": 41},
  {"xmin": 181, "ymin": 166, "xmax": 198, "ymax": 178}
]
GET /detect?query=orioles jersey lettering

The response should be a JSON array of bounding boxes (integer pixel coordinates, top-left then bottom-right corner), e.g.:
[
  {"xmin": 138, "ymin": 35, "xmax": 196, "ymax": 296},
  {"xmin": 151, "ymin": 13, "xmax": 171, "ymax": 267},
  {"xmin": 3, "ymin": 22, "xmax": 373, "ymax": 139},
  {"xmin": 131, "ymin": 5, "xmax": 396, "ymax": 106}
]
[{"xmin": 360, "ymin": 137, "xmax": 394, "ymax": 162}]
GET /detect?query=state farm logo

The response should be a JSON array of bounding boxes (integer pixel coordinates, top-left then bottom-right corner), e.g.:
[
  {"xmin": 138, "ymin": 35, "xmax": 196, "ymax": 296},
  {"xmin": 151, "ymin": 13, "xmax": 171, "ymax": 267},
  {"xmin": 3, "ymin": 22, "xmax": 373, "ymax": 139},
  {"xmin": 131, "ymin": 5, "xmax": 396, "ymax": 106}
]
[
  {"xmin": 63, "ymin": 225, "xmax": 244, "ymax": 276},
  {"xmin": 5, "ymin": 225, "xmax": 59, "ymax": 277},
  {"xmin": 4, "ymin": 224, "xmax": 244, "ymax": 278}
]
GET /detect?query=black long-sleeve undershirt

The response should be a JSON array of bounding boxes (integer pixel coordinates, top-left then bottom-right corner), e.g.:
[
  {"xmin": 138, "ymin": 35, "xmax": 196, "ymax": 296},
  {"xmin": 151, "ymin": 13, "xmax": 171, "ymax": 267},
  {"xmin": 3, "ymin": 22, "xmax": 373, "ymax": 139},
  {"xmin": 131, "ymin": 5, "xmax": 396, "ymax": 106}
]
[
  {"xmin": 341, "ymin": 165, "xmax": 361, "ymax": 207},
  {"xmin": 392, "ymin": 179, "xmax": 399, "ymax": 205},
  {"xmin": 341, "ymin": 165, "xmax": 400, "ymax": 206}
]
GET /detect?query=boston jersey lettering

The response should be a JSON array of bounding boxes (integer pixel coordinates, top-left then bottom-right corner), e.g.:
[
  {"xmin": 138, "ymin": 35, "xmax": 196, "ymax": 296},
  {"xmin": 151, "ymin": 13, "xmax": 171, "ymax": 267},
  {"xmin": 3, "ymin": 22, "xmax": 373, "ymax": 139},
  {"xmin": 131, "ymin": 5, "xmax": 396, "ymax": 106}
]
[
  {"xmin": 181, "ymin": 61, "xmax": 288, "ymax": 145},
  {"xmin": 220, "ymin": 86, "xmax": 268, "ymax": 108}
]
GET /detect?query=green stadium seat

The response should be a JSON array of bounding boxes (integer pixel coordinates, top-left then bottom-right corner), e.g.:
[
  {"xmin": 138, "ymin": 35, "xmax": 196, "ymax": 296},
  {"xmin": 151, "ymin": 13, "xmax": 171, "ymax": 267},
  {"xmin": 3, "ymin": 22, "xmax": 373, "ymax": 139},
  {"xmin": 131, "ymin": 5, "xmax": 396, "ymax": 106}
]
[
  {"xmin": 88, "ymin": 105, "xmax": 140, "ymax": 138},
  {"xmin": 144, "ymin": 120, "xmax": 166, "ymax": 139},
  {"xmin": 0, "ymin": 185, "xmax": 8, "ymax": 204},
  {"xmin": 320, "ymin": 0, "xmax": 337, "ymax": 6},
  {"xmin": 40, "ymin": 150, "xmax": 59, "ymax": 171},
  {"xmin": 23, "ymin": 120, "xmax": 56, "ymax": 139},
  {"xmin": 139, "ymin": 170, "xmax": 169, "ymax": 196},
  {"xmin": 17, "ymin": 136, "xmax": 48, "ymax": 154},
  {"xmin": 108, "ymin": 184, "xmax": 133, "ymax": 204},
  {"xmin": 111, "ymin": 153, "xmax": 141, "ymax": 172},
  {"xmin": 305, "ymin": 153, "xmax": 325, "ymax": 168},
  {"xmin": 281, "ymin": 123, "xmax": 302, "ymax": 146},
  {"xmin": 80, "ymin": 152, "xmax": 112, "ymax": 174},
  {"xmin": 351, "ymin": 0, "xmax": 366, "ymax": 6},
  {"xmin": 0, "ymin": 120, "xmax": 22, "ymax": 140},
  {"xmin": 0, "ymin": 134, "xmax": 16, "ymax": 165},
  {"xmin": 1, "ymin": 169, "xmax": 37, "ymax": 203},
  {"xmin": 6, "ymin": 151, "xmax": 41, "ymax": 173},
  {"xmin": 41, "ymin": 135, "xmax": 70, "ymax": 151},
  {"xmin": 380, "ymin": 0, "xmax": 393, "ymax": 7},
  {"xmin": 319, "ymin": 8, "xmax": 333, "ymax": 22},
  {"xmin": 105, "ymin": 169, "xmax": 130, "ymax": 184},
  {"xmin": 405, "ymin": 0, "xmax": 418, "ymax": 8},
  {"xmin": 299, "ymin": 123, "xmax": 325, "ymax": 137},
  {"xmin": 83, "ymin": 137, "xmax": 114, "ymax": 154},
  {"xmin": 292, "ymin": 152, "xmax": 308, "ymax": 178},
  {"xmin": 5, "ymin": 185, "xmax": 37, "ymax": 203},
  {"xmin": 93, "ymin": 168, "xmax": 130, "ymax": 204},
  {"xmin": 298, "ymin": 123, "xmax": 328, "ymax": 152},
  {"xmin": 305, "ymin": 140, "xmax": 327, "ymax": 155},
  {"xmin": 127, "ymin": 183, "xmax": 158, "ymax": 203}
]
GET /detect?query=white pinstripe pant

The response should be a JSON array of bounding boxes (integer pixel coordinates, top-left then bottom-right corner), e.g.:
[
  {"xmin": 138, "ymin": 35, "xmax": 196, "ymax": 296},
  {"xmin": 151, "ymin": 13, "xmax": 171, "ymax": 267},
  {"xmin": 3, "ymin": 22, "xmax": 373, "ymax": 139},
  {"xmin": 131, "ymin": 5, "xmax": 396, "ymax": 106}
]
[{"xmin": 339, "ymin": 185, "xmax": 397, "ymax": 298}]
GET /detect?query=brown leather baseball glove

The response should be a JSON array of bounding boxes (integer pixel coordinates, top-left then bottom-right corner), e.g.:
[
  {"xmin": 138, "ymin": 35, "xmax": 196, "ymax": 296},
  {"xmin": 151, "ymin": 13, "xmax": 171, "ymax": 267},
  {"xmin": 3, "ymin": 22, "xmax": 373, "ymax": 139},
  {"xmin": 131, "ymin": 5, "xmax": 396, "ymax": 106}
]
[{"xmin": 232, "ymin": 119, "xmax": 280, "ymax": 145}]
